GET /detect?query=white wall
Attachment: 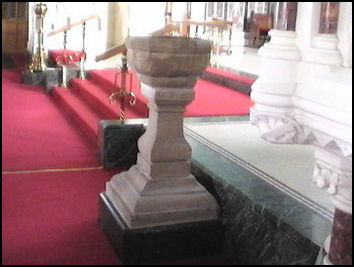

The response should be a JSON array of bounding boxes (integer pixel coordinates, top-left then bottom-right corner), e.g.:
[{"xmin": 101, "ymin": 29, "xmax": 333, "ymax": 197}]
[
  {"xmin": 28, "ymin": 2, "xmax": 109, "ymax": 62},
  {"xmin": 128, "ymin": 2, "xmax": 165, "ymax": 36},
  {"xmin": 295, "ymin": 2, "xmax": 321, "ymax": 58},
  {"xmin": 337, "ymin": 2, "xmax": 352, "ymax": 67}
]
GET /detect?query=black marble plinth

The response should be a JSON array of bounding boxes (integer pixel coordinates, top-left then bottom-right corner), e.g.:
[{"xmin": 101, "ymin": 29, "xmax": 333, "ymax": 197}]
[
  {"xmin": 98, "ymin": 192, "xmax": 225, "ymax": 265},
  {"xmin": 23, "ymin": 70, "xmax": 47, "ymax": 86},
  {"xmin": 190, "ymin": 162, "xmax": 321, "ymax": 265},
  {"xmin": 23, "ymin": 67, "xmax": 80, "ymax": 92},
  {"xmin": 45, "ymin": 67, "xmax": 80, "ymax": 93},
  {"xmin": 98, "ymin": 120, "xmax": 145, "ymax": 168},
  {"xmin": 44, "ymin": 68, "xmax": 61, "ymax": 93}
]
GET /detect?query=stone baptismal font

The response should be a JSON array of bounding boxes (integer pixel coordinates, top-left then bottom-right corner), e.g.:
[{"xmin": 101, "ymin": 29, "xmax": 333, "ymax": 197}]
[{"xmin": 99, "ymin": 36, "xmax": 223, "ymax": 264}]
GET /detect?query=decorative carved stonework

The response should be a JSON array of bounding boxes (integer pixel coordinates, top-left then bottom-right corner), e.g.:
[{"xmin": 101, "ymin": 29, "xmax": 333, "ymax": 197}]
[
  {"xmin": 250, "ymin": 108, "xmax": 304, "ymax": 144},
  {"xmin": 251, "ymin": 2, "xmax": 352, "ymax": 265},
  {"xmin": 313, "ymin": 161, "xmax": 352, "ymax": 209}
]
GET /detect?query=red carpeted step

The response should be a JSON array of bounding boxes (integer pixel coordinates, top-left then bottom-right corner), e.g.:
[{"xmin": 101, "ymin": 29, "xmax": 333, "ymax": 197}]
[
  {"xmin": 204, "ymin": 66, "xmax": 255, "ymax": 85},
  {"xmin": 70, "ymin": 78, "xmax": 143, "ymax": 120},
  {"xmin": 88, "ymin": 68, "xmax": 252, "ymax": 117},
  {"xmin": 88, "ymin": 69, "xmax": 149, "ymax": 117},
  {"xmin": 186, "ymin": 79, "xmax": 253, "ymax": 116},
  {"xmin": 52, "ymin": 86, "xmax": 102, "ymax": 144},
  {"xmin": 48, "ymin": 49, "xmax": 84, "ymax": 65}
]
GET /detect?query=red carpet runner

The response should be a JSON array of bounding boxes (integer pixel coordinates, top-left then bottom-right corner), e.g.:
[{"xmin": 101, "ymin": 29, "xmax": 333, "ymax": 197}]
[
  {"xmin": 2, "ymin": 69, "xmax": 99, "ymax": 171},
  {"xmin": 52, "ymin": 68, "xmax": 253, "ymax": 144}
]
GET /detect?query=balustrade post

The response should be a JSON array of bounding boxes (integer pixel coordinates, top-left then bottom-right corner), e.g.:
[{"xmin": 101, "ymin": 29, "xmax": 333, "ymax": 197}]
[
  {"xmin": 63, "ymin": 30, "xmax": 67, "ymax": 50},
  {"xmin": 79, "ymin": 22, "xmax": 86, "ymax": 79}
]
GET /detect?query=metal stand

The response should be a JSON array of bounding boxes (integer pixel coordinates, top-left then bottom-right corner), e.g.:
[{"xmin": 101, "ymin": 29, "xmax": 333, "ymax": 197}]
[{"xmin": 109, "ymin": 53, "xmax": 136, "ymax": 120}]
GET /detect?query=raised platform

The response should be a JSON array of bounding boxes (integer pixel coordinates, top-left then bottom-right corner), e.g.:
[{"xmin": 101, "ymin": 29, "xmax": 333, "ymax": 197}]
[
  {"xmin": 184, "ymin": 117, "xmax": 332, "ymax": 265},
  {"xmin": 111, "ymin": 116, "xmax": 333, "ymax": 264}
]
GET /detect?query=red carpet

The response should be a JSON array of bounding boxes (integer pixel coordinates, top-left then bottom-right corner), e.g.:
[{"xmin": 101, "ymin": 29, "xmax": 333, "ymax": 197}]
[
  {"xmin": 2, "ymin": 59, "xmax": 248, "ymax": 265},
  {"xmin": 87, "ymin": 68, "xmax": 252, "ymax": 117},
  {"xmin": 2, "ymin": 169, "xmax": 123, "ymax": 265},
  {"xmin": 52, "ymin": 68, "xmax": 252, "ymax": 144},
  {"xmin": 3, "ymin": 169, "xmax": 229, "ymax": 265},
  {"xmin": 204, "ymin": 66, "xmax": 255, "ymax": 84},
  {"xmin": 186, "ymin": 79, "xmax": 252, "ymax": 116},
  {"xmin": 2, "ymin": 69, "xmax": 99, "ymax": 171}
]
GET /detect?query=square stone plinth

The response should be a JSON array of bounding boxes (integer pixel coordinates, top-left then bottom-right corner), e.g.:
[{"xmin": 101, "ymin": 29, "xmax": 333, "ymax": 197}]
[
  {"xmin": 98, "ymin": 120, "xmax": 145, "ymax": 168},
  {"xmin": 23, "ymin": 70, "xmax": 47, "ymax": 86},
  {"xmin": 98, "ymin": 192, "xmax": 225, "ymax": 264},
  {"xmin": 23, "ymin": 68, "xmax": 80, "ymax": 92}
]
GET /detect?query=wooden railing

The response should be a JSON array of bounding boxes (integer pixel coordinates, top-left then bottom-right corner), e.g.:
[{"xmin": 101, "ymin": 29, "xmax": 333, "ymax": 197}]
[
  {"xmin": 47, "ymin": 15, "xmax": 99, "ymax": 37},
  {"xmin": 173, "ymin": 19, "xmax": 232, "ymax": 29},
  {"xmin": 47, "ymin": 15, "xmax": 100, "ymax": 81},
  {"xmin": 95, "ymin": 43, "xmax": 127, "ymax": 62},
  {"xmin": 95, "ymin": 19, "xmax": 233, "ymax": 63}
]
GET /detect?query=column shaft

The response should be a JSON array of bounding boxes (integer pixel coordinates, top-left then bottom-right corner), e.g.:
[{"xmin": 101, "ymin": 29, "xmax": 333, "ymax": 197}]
[
  {"xmin": 319, "ymin": 2, "xmax": 340, "ymax": 34},
  {"xmin": 328, "ymin": 209, "xmax": 352, "ymax": 265},
  {"xmin": 274, "ymin": 2, "xmax": 298, "ymax": 31}
]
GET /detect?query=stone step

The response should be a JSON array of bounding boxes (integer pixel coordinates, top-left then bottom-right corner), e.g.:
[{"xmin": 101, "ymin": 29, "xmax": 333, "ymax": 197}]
[
  {"xmin": 88, "ymin": 69, "xmax": 149, "ymax": 117},
  {"xmin": 201, "ymin": 66, "xmax": 256, "ymax": 95},
  {"xmin": 70, "ymin": 78, "xmax": 143, "ymax": 120},
  {"xmin": 52, "ymin": 86, "xmax": 102, "ymax": 144}
]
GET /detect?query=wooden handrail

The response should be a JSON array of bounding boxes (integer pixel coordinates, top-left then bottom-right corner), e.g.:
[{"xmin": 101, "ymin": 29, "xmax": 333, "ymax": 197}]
[
  {"xmin": 173, "ymin": 19, "xmax": 233, "ymax": 29},
  {"xmin": 149, "ymin": 23, "xmax": 180, "ymax": 36},
  {"xmin": 95, "ymin": 43, "xmax": 127, "ymax": 62},
  {"xmin": 47, "ymin": 15, "xmax": 99, "ymax": 37},
  {"xmin": 95, "ymin": 19, "xmax": 232, "ymax": 62}
]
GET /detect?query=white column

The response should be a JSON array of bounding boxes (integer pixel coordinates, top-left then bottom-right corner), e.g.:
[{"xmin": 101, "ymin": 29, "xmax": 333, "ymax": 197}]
[
  {"xmin": 337, "ymin": 2, "xmax": 352, "ymax": 68},
  {"xmin": 230, "ymin": 2, "xmax": 247, "ymax": 54},
  {"xmin": 250, "ymin": 3, "xmax": 302, "ymax": 144}
]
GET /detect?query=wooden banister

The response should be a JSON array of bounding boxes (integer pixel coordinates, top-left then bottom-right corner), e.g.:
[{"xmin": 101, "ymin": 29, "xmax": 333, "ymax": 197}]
[
  {"xmin": 95, "ymin": 19, "xmax": 232, "ymax": 62},
  {"xmin": 47, "ymin": 15, "xmax": 99, "ymax": 37},
  {"xmin": 173, "ymin": 19, "xmax": 232, "ymax": 29},
  {"xmin": 149, "ymin": 23, "xmax": 180, "ymax": 36},
  {"xmin": 95, "ymin": 43, "xmax": 127, "ymax": 62}
]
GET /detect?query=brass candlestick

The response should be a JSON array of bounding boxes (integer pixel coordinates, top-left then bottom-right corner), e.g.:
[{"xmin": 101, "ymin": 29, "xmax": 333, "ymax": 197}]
[{"xmin": 28, "ymin": 3, "xmax": 48, "ymax": 72}]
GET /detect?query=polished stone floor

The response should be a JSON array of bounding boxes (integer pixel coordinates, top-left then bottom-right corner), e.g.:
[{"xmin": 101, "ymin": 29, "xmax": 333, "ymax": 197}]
[{"xmin": 184, "ymin": 120, "xmax": 333, "ymax": 220}]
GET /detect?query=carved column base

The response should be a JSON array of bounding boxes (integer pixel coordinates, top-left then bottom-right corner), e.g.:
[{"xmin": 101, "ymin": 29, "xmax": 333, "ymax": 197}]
[
  {"xmin": 304, "ymin": 34, "xmax": 343, "ymax": 66},
  {"xmin": 250, "ymin": 30, "xmax": 300, "ymax": 142}
]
